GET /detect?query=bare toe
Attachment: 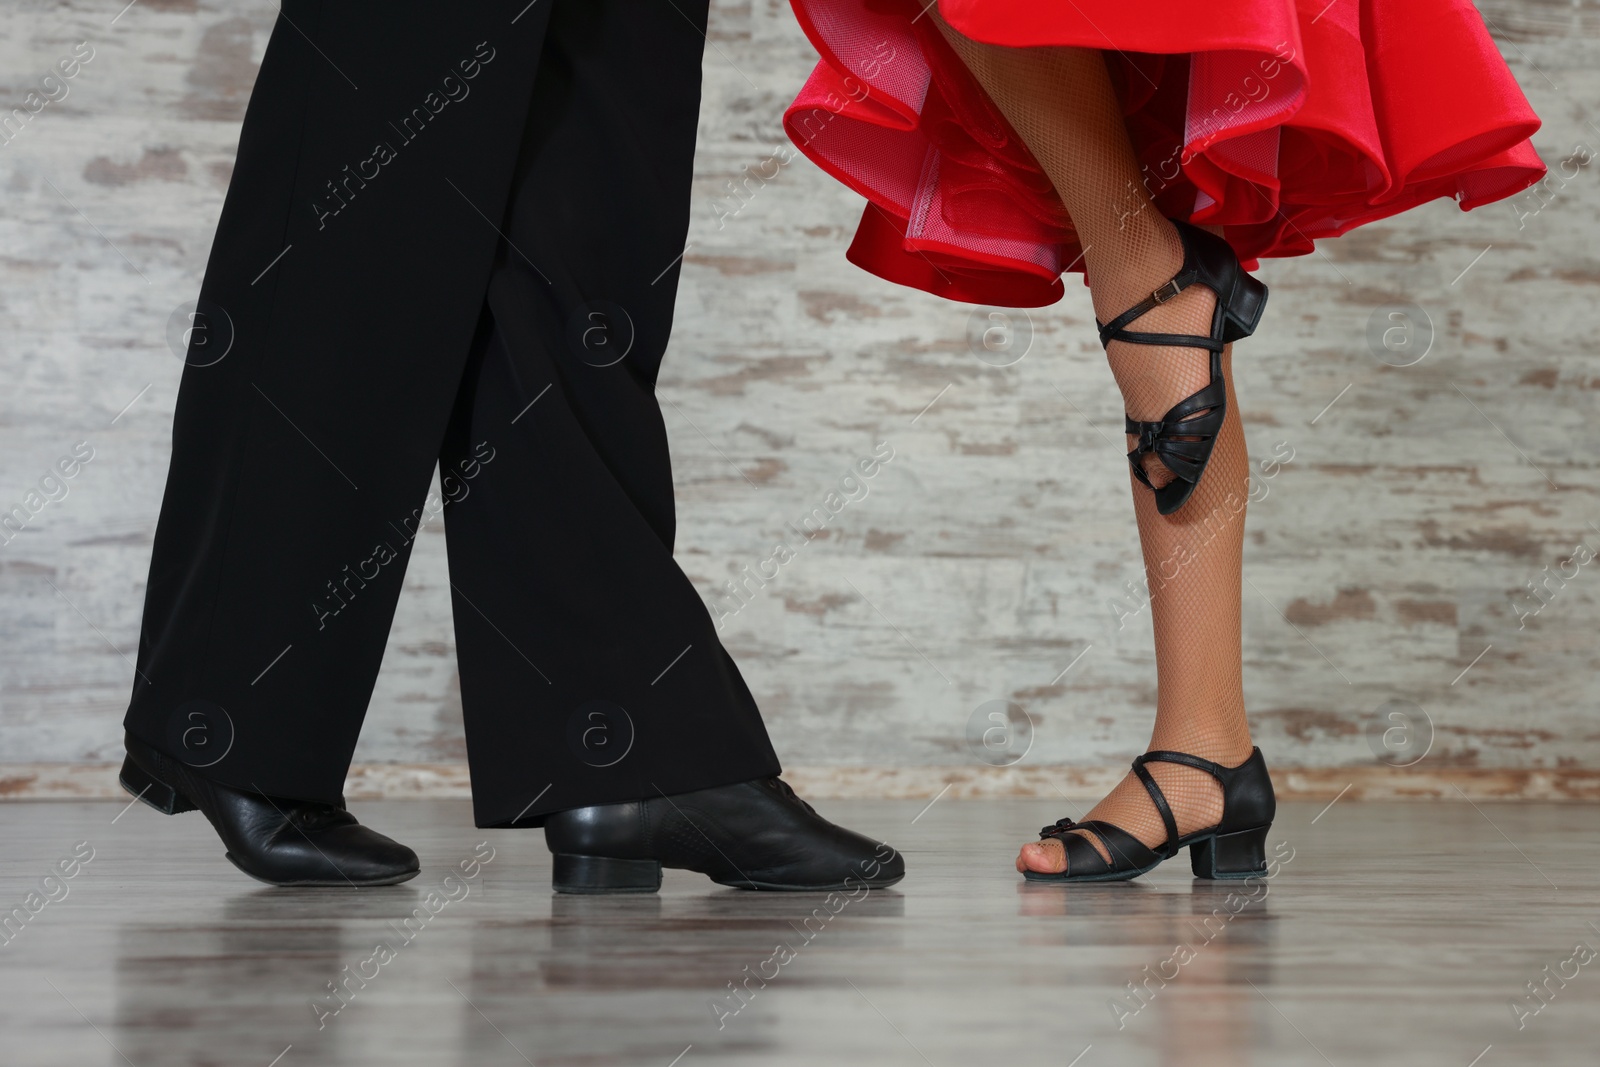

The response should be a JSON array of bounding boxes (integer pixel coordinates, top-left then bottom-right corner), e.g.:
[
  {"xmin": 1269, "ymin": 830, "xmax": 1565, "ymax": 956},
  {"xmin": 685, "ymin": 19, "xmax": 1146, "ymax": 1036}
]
[{"xmin": 1017, "ymin": 838, "xmax": 1067, "ymax": 875}]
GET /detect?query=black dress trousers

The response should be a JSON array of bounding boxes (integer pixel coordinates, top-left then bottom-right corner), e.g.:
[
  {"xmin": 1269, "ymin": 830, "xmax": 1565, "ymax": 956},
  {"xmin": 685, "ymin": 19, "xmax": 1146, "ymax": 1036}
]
[{"xmin": 123, "ymin": 0, "xmax": 781, "ymax": 827}]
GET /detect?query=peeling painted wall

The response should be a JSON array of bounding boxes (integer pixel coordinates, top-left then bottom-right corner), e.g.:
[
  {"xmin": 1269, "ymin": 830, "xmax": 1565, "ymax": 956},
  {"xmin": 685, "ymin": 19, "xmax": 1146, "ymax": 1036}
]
[{"xmin": 1, "ymin": 1, "xmax": 1597, "ymax": 787}]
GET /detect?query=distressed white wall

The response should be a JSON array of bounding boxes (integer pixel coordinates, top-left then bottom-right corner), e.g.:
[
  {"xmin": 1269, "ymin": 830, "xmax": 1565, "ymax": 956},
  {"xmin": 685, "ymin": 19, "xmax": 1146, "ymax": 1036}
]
[{"xmin": 2, "ymin": 1, "xmax": 1597, "ymax": 794}]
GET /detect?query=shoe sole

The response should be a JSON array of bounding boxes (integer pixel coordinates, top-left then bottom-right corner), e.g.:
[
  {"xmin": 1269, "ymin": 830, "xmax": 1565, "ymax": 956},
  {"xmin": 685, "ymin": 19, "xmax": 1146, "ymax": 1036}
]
[
  {"xmin": 1023, "ymin": 862, "xmax": 1160, "ymax": 884},
  {"xmin": 712, "ymin": 874, "xmax": 905, "ymax": 892},
  {"xmin": 1023, "ymin": 825, "xmax": 1271, "ymax": 884},
  {"xmin": 552, "ymin": 853, "xmax": 904, "ymax": 894},
  {"xmin": 226, "ymin": 853, "xmax": 422, "ymax": 888}
]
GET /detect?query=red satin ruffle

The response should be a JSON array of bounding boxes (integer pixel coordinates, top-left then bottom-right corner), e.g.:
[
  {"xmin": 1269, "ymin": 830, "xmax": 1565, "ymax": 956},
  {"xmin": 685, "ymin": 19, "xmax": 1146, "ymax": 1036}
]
[{"xmin": 783, "ymin": 0, "xmax": 1546, "ymax": 306}]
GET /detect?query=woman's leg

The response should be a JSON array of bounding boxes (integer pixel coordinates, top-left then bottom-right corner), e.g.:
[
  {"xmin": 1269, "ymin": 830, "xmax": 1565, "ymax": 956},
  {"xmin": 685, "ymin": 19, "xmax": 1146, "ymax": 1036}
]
[{"xmin": 931, "ymin": 15, "xmax": 1254, "ymax": 873}]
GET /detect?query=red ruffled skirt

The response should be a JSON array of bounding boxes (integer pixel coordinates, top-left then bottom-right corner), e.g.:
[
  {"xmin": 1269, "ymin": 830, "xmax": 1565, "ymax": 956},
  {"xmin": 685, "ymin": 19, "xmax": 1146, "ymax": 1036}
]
[{"xmin": 783, "ymin": 0, "xmax": 1546, "ymax": 306}]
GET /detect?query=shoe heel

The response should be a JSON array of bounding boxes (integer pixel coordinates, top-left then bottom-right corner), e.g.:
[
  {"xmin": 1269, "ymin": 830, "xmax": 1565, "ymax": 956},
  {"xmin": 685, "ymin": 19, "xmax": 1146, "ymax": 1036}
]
[
  {"xmin": 1189, "ymin": 825, "xmax": 1270, "ymax": 880},
  {"xmin": 552, "ymin": 854, "xmax": 663, "ymax": 895},
  {"xmin": 1220, "ymin": 272, "xmax": 1268, "ymax": 343},
  {"xmin": 119, "ymin": 755, "xmax": 197, "ymax": 815}
]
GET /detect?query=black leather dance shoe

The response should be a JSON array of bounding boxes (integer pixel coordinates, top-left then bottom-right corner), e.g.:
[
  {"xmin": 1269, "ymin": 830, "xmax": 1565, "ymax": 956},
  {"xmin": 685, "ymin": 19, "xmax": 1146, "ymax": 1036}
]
[
  {"xmin": 119, "ymin": 733, "xmax": 420, "ymax": 887},
  {"xmin": 1097, "ymin": 217, "xmax": 1269, "ymax": 515},
  {"xmin": 1025, "ymin": 747, "xmax": 1276, "ymax": 883},
  {"xmin": 543, "ymin": 777, "xmax": 905, "ymax": 894}
]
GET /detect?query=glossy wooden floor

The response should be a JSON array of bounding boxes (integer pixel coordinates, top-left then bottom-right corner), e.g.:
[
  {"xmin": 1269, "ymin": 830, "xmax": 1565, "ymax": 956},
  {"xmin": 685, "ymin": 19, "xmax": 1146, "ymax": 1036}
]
[{"xmin": 1, "ymin": 798, "xmax": 1595, "ymax": 1066}]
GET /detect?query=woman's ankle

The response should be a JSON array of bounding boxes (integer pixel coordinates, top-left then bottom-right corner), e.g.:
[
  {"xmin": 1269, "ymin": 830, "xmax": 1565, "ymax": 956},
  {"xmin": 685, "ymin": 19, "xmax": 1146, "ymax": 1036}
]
[{"xmin": 1085, "ymin": 215, "xmax": 1185, "ymax": 322}]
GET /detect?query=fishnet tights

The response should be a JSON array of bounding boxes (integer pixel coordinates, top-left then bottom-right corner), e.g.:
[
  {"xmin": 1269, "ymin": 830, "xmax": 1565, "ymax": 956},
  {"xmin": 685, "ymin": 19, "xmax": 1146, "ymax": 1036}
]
[{"xmin": 931, "ymin": 14, "xmax": 1255, "ymax": 873}]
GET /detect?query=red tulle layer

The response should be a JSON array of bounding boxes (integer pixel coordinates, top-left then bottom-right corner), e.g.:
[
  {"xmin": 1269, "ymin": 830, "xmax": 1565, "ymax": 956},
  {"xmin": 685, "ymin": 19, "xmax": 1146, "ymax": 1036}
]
[{"xmin": 783, "ymin": 0, "xmax": 1547, "ymax": 306}]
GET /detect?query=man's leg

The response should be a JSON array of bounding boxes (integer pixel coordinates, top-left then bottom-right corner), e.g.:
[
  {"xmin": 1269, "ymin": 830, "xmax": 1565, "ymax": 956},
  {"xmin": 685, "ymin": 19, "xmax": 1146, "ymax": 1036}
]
[
  {"xmin": 440, "ymin": 0, "xmax": 903, "ymax": 893},
  {"xmin": 120, "ymin": 2, "xmax": 557, "ymax": 884},
  {"xmin": 438, "ymin": 0, "xmax": 779, "ymax": 828}
]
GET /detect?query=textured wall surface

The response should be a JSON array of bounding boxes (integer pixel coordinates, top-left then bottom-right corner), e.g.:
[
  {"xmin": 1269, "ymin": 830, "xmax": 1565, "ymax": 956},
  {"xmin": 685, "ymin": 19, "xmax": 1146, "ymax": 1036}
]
[{"xmin": 1, "ymin": 1, "xmax": 1597, "ymax": 796}]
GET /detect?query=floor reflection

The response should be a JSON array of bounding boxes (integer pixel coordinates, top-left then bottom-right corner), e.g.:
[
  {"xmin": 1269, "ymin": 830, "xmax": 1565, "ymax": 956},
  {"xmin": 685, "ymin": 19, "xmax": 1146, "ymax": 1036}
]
[
  {"xmin": 41, "ymin": 799, "xmax": 1589, "ymax": 1066},
  {"xmin": 113, "ymin": 886, "xmax": 422, "ymax": 1064},
  {"xmin": 449, "ymin": 889, "xmax": 910, "ymax": 1064},
  {"xmin": 1016, "ymin": 878, "xmax": 1277, "ymax": 1066}
]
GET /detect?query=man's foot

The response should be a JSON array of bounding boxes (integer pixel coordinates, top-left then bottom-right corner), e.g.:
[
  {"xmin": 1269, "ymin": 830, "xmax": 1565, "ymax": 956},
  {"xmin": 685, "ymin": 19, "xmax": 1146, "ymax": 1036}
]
[
  {"xmin": 120, "ymin": 733, "xmax": 420, "ymax": 887},
  {"xmin": 543, "ymin": 777, "xmax": 904, "ymax": 893}
]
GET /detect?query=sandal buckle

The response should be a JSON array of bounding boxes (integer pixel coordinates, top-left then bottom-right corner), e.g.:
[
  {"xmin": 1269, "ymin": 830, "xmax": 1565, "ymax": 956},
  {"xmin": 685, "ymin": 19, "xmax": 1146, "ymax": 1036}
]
[{"xmin": 1150, "ymin": 278, "xmax": 1182, "ymax": 304}]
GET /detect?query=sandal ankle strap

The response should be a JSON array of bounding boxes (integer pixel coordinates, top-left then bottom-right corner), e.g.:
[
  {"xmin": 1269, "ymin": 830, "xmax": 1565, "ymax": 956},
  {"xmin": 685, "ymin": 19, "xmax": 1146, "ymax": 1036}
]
[
  {"xmin": 1134, "ymin": 749, "xmax": 1232, "ymax": 779},
  {"xmin": 1096, "ymin": 270, "xmax": 1203, "ymax": 347},
  {"xmin": 1105, "ymin": 327, "xmax": 1225, "ymax": 353},
  {"xmin": 1128, "ymin": 749, "xmax": 1243, "ymax": 859},
  {"xmin": 1128, "ymin": 759, "xmax": 1182, "ymax": 858}
]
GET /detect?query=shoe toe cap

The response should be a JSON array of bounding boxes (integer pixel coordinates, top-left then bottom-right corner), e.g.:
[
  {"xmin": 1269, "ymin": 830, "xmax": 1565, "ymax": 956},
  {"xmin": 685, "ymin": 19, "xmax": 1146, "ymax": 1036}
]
[
  {"xmin": 320, "ymin": 827, "xmax": 420, "ymax": 883},
  {"xmin": 865, "ymin": 842, "xmax": 906, "ymax": 885}
]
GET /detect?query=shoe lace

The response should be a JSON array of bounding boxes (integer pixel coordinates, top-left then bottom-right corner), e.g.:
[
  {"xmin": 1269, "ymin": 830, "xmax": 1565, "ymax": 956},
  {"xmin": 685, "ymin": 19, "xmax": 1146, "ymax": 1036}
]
[
  {"xmin": 286, "ymin": 801, "xmax": 358, "ymax": 832},
  {"xmin": 766, "ymin": 777, "xmax": 817, "ymax": 816}
]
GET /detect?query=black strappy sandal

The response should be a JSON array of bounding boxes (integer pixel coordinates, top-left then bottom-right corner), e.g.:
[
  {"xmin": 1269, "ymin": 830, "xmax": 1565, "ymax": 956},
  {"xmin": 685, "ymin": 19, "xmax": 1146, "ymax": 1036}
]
[
  {"xmin": 1097, "ymin": 218, "xmax": 1269, "ymax": 515},
  {"xmin": 1024, "ymin": 747, "xmax": 1276, "ymax": 883}
]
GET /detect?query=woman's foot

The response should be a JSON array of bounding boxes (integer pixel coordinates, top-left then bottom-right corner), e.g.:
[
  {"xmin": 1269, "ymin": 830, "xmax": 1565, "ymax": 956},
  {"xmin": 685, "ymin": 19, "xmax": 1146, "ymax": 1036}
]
[{"xmin": 1016, "ymin": 745, "xmax": 1250, "ymax": 875}]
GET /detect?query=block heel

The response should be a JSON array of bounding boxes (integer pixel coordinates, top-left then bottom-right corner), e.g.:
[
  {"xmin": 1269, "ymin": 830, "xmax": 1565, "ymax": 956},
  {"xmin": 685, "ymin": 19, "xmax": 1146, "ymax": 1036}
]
[
  {"xmin": 552, "ymin": 853, "xmax": 663, "ymax": 895},
  {"xmin": 118, "ymin": 754, "xmax": 197, "ymax": 815},
  {"xmin": 1221, "ymin": 272, "xmax": 1269, "ymax": 343},
  {"xmin": 1189, "ymin": 824, "xmax": 1271, "ymax": 880}
]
